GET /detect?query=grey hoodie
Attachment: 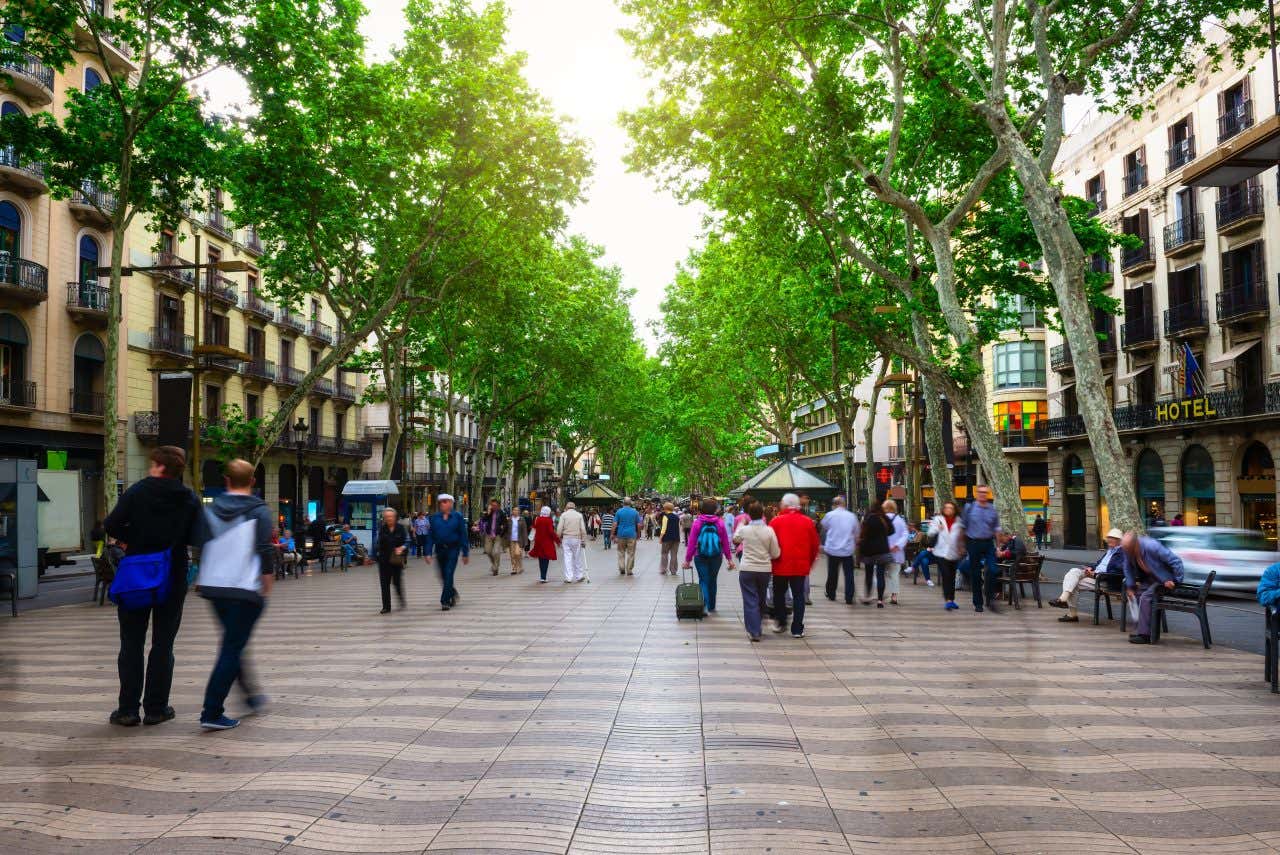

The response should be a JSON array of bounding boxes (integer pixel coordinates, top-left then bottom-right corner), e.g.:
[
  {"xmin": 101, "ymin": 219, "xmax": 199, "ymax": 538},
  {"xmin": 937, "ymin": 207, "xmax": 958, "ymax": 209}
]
[{"xmin": 195, "ymin": 492, "xmax": 276, "ymax": 603}]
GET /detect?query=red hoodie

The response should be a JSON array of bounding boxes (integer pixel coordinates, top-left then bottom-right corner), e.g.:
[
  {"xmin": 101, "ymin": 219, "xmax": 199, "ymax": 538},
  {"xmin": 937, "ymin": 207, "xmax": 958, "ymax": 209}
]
[{"xmin": 769, "ymin": 508, "xmax": 820, "ymax": 576}]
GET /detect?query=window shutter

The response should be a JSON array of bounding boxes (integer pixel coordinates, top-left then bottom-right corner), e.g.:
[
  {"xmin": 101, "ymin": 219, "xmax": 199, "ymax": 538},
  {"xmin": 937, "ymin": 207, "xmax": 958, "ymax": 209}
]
[
  {"xmin": 1221, "ymin": 250, "xmax": 1234, "ymax": 292},
  {"xmin": 1141, "ymin": 282, "xmax": 1153, "ymax": 314},
  {"xmin": 1251, "ymin": 241, "xmax": 1265, "ymax": 286},
  {"xmin": 1243, "ymin": 74, "xmax": 1252, "ymax": 103},
  {"xmin": 1137, "ymin": 145, "xmax": 1146, "ymax": 167},
  {"xmin": 1188, "ymin": 264, "xmax": 1202, "ymax": 302},
  {"xmin": 1124, "ymin": 285, "xmax": 1143, "ymax": 317},
  {"xmin": 1217, "ymin": 89, "xmax": 1226, "ymax": 116},
  {"xmin": 1138, "ymin": 209, "xmax": 1151, "ymax": 240},
  {"xmin": 1186, "ymin": 113, "xmax": 1194, "ymax": 142}
]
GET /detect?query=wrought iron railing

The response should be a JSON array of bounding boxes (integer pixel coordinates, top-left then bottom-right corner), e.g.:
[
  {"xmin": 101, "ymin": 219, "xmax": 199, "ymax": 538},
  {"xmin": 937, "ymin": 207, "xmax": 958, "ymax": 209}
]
[
  {"xmin": 307, "ymin": 318, "xmax": 334, "ymax": 344},
  {"xmin": 1166, "ymin": 136, "xmax": 1196, "ymax": 170},
  {"xmin": 1121, "ymin": 237, "xmax": 1153, "ymax": 271},
  {"xmin": 1, "ymin": 53, "xmax": 54, "ymax": 91},
  {"xmin": 1121, "ymin": 314, "xmax": 1156, "ymax": 348},
  {"xmin": 147, "ymin": 326, "xmax": 193, "ymax": 356},
  {"xmin": 1122, "ymin": 165, "xmax": 1147, "ymax": 197},
  {"xmin": 1218, "ymin": 100, "xmax": 1253, "ymax": 142},
  {"xmin": 1163, "ymin": 214, "xmax": 1203, "ymax": 252},
  {"xmin": 0, "ymin": 379, "xmax": 37, "ymax": 408},
  {"xmin": 66, "ymin": 281, "xmax": 109, "ymax": 312},
  {"xmin": 1217, "ymin": 280, "xmax": 1269, "ymax": 322},
  {"xmin": 70, "ymin": 180, "xmax": 118, "ymax": 216},
  {"xmin": 0, "ymin": 255, "xmax": 48, "ymax": 296},
  {"xmin": 1216, "ymin": 185, "xmax": 1264, "ymax": 229},
  {"xmin": 1163, "ymin": 300, "xmax": 1207, "ymax": 336},
  {"xmin": 69, "ymin": 388, "xmax": 105, "ymax": 416}
]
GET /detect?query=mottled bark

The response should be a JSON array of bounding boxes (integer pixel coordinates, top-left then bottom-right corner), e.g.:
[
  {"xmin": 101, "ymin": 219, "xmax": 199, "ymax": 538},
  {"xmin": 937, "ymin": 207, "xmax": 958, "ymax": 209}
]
[
  {"xmin": 862, "ymin": 363, "xmax": 888, "ymax": 508},
  {"xmin": 921, "ymin": 374, "xmax": 953, "ymax": 509},
  {"xmin": 101, "ymin": 227, "xmax": 126, "ymax": 515},
  {"xmin": 949, "ymin": 383, "xmax": 1025, "ymax": 537}
]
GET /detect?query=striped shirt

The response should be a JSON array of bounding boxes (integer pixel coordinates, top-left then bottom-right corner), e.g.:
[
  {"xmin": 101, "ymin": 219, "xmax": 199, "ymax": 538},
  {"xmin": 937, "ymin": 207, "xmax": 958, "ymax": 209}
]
[{"xmin": 601, "ymin": 513, "xmax": 615, "ymax": 532}]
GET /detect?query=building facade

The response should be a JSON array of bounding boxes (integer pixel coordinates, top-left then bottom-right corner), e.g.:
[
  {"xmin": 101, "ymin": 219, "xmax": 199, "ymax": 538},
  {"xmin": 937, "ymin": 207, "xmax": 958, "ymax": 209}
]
[
  {"xmin": 1044, "ymin": 39, "xmax": 1280, "ymax": 548},
  {"xmin": 2, "ymin": 22, "xmax": 370, "ymax": 538}
]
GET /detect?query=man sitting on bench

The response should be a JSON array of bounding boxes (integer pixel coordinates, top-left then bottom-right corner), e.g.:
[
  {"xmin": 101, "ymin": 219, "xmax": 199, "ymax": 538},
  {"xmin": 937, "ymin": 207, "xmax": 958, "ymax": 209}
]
[{"xmin": 1050, "ymin": 528, "xmax": 1123, "ymax": 623}]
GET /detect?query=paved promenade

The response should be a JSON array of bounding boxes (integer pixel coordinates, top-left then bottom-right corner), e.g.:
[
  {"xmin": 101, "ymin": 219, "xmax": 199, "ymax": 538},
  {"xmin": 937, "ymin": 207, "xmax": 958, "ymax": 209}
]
[{"xmin": 2, "ymin": 538, "xmax": 1279, "ymax": 854}]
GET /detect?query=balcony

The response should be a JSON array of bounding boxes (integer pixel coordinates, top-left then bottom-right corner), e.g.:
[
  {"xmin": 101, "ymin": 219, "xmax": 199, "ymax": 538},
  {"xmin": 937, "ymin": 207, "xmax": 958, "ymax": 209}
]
[
  {"xmin": 278, "ymin": 309, "xmax": 306, "ymax": 334},
  {"xmin": 74, "ymin": 5, "xmax": 135, "ymax": 71},
  {"xmin": 887, "ymin": 444, "xmax": 905, "ymax": 461},
  {"xmin": 1163, "ymin": 214, "xmax": 1204, "ymax": 258},
  {"xmin": 1085, "ymin": 189, "xmax": 1106, "ymax": 216},
  {"xmin": 244, "ymin": 292, "xmax": 275, "ymax": 322},
  {"xmin": 1096, "ymin": 318, "xmax": 1117, "ymax": 359},
  {"xmin": 1089, "ymin": 254, "xmax": 1112, "ymax": 276},
  {"xmin": 309, "ymin": 377, "xmax": 335, "ymax": 398},
  {"xmin": 68, "ymin": 180, "xmax": 117, "ymax": 226},
  {"xmin": 0, "ymin": 256, "xmax": 49, "ymax": 303},
  {"xmin": 0, "ymin": 146, "xmax": 47, "ymax": 195},
  {"xmin": 1217, "ymin": 280, "xmax": 1269, "ymax": 325},
  {"xmin": 274, "ymin": 430, "xmax": 373, "ymax": 458},
  {"xmin": 1122, "ymin": 165, "xmax": 1148, "ymax": 198},
  {"xmin": 1, "ymin": 54, "xmax": 54, "ymax": 105},
  {"xmin": 1218, "ymin": 100, "xmax": 1254, "ymax": 143},
  {"xmin": 1050, "ymin": 343, "xmax": 1072, "ymax": 372},
  {"xmin": 0, "ymin": 379, "xmax": 38, "ymax": 411},
  {"xmin": 200, "ymin": 274, "xmax": 239, "ymax": 307},
  {"xmin": 1120, "ymin": 238, "xmax": 1155, "ymax": 276},
  {"xmin": 1163, "ymin": 300, "xmax": 1208, "ymax": 339},
  {"xmin": 66, "ymin": 281, "xmax": 109, "ymax": 324},
  {"xmin": 150, "ymin": 251, "xmax": 195, "ymax": 289},
  {"xmin": 998, "ymin": 427, "xmax": 1042, "ymax": 449},
  {"xmin": 1215, "ymin": 186, "xmax": 1264, "ymax": 235},
  {"xmin": 276, "ymin": 365, "xmax": 305, "ymax": 387},
  {"xmin": 335, "ymin": 382, "xmax": 357, "ymax": 405},
  {"xmin": 1167, "ymin": 136, "xmax": 1196, "ymax": 171},
  {"xmin": 306, "ymin": 318, "xmax": 334, "ymax": 345},
  {"xmin": 240, "ymin": 226, "xmax": 263, "ymax": 255},
  {"xmin": 241, "ymin": 357, "xmax": 276, "ymax": 383},
  {"xmin": 203, "ymin": 206, "xmax": 232, "ymax": 239},
  {"xmin": 1121, "ymin": 315, "xmax": 1158, "ymax": 351},
  {"xmin": 146, "ymin": 326, "xmax": 193, "ymax": 357},
  {"xmin": 69, "ymin": 389, "xmax": 105, "ymax": 419},
  {"xmin": 133, "ymin": 410, "xmax": 160, "ymax": 441}
]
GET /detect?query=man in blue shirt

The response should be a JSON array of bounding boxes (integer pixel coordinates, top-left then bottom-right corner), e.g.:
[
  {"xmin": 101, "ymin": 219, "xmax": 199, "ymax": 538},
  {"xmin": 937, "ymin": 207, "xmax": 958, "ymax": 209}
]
[
  {"xmin": 613, "ymin": 498, "xmax": 642, "ymax": 576},
  {"xmin": 819, "ymin": 496, "xmax": 858, "ymax": 603},
  {"xmin": 425, "ymin": 494, "xmax": 470, "ymax": 611},
  {"xmin": 960, "ymin": 485, "xmax": 1002, "ymax": 613}
]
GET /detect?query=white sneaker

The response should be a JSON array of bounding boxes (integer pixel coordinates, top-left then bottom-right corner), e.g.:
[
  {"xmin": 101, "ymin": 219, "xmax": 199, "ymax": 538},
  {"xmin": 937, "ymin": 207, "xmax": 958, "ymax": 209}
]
[{"xmin": 926, "ymin": 580, "xmax": 935, "ymax": 587}]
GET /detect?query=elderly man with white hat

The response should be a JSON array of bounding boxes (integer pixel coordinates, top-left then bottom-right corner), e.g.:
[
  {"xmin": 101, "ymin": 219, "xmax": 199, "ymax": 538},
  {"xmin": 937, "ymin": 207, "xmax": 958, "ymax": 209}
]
[
  {"xmin": 1050, "ymin": 527, "xmax": 1124, "ymax": 622},
  {"xmin": 424, "ymin": 494, "xmax": 470, "ymax": 611},
  {"xmin": 556, "ymin": 501, "xmax": 588, "ymax": 583}
]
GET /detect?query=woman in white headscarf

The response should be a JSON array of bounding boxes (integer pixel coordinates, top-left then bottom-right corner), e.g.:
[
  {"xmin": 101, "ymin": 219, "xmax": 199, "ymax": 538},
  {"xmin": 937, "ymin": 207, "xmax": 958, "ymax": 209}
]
[{"xmin": 529, "ymin": 506, "xmax": 559, "ymax": 583}]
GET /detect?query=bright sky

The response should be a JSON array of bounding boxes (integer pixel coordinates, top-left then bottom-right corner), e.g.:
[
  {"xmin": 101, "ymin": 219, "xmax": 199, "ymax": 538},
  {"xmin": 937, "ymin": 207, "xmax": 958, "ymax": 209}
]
[{"xmin": 368, "ymin": 1, "xmax": 704, "ymax": 350}]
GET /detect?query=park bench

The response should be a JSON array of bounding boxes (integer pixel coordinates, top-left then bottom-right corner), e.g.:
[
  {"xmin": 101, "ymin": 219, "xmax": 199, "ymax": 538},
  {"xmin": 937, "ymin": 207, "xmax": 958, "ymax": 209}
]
[
  {"xmin": 1150, "ymin": 570, "xmax": 1216, "ymax": 649},
  {"xmin": 1092, "ymin": 570, "xmax": 1128, "ymax": 630},
  {"xmin": 998, "ymin": 553, "xmax": 1044, "ymax": 609},
  {"xmin": 321, "ymin": 540, "xmax": 348, "ymax": 573}
]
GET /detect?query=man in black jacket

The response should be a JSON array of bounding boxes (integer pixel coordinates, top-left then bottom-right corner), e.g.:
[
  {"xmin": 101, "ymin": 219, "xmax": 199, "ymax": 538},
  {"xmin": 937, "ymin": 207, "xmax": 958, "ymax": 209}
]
[{"xmin": 103, "ymin": 445, "xmax": 201, "ymax": 727}]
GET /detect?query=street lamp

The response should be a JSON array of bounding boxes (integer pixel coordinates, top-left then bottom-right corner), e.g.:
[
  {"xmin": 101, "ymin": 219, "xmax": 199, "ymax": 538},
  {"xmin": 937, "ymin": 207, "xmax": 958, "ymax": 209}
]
[{"xmin": 293, "ymin": 416, "xmax": 308, "ymax": 529}]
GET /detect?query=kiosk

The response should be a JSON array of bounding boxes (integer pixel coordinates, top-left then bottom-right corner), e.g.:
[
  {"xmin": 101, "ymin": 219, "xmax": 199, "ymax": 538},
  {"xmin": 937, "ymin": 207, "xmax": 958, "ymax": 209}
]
[{"xmin": 341, "ymin": 480, "xmax": 399, "ymax": 552}]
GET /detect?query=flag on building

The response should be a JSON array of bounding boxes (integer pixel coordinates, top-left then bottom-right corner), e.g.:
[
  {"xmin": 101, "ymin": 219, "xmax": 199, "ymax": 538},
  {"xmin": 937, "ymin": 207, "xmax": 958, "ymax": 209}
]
[{"xmin": 1183, "ymin": 343, "xmax": 1204, "ymax": 397}]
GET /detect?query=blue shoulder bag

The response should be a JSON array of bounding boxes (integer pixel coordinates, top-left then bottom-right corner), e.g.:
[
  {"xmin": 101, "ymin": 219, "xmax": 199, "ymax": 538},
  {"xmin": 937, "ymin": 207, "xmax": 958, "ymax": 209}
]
[{"xmin": 108, "ymin": 549, "xmax": 173, "ymax": 610}]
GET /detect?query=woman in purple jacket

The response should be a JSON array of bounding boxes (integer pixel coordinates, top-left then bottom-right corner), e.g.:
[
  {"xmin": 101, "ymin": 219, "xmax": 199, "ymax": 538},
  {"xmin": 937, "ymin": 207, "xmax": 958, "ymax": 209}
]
[
  {"xmin": 682, "ymin": 498, "xmax": 736, "ymax": 615},
  {"xmin": 1122, "ymin": 532, "xmax": 1184, "ymax": 644}
]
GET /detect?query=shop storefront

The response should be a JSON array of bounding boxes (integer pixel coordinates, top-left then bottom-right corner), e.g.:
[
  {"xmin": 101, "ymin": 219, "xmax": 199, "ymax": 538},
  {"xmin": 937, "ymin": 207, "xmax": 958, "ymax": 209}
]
[
  {"xmin": 1181, "ymin": 445, "xmax": 1216, "ymax": 526},
  {"xmin": 1239, "ymin": 442, "xmax": 1276, "ymax": 543}
]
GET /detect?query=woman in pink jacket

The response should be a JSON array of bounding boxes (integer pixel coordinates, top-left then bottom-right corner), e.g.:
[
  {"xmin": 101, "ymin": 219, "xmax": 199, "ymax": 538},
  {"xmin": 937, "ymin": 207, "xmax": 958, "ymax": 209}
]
[{"xmin": 682, "ymin": 498, "xmax": 736, "ymax": 614}]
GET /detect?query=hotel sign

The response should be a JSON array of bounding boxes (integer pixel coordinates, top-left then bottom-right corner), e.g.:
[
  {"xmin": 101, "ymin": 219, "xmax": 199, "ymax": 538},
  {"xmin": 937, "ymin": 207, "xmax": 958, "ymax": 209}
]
[{"xmin": 1155, "ymin": 396, "xmax": 1217, "ymax": 424}]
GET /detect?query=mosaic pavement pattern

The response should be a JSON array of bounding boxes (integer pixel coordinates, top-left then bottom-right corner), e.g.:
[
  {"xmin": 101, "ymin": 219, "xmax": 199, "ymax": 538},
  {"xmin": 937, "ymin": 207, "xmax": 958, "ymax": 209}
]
[{"xmin": 2, "ymin": 539, "xmax": 1280, "ymax": 854}]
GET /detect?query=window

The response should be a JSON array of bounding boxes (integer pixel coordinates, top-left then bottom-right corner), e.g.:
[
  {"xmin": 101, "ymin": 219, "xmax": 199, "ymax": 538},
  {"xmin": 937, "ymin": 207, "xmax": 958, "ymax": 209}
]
[
  {"xmin": 246, "ymin": 325, "xmax": 265, "ymax": 360},
  {"xmin": 310, "ymin": 298, "xmax": 320, "ymax": 320},
  {"xmin": 204, "ymin": 311, "xmax": 229, "ymax": 347},
  {"xmin": 205, "ymin": 384, "xmax": 222, "ymax": 424},
  {"xmin": 1135, "ymin": 449, "xmax": 1165, "ymax": 526},
  {"xmin": 0, "ymin": 199, "xmax": 21, "ymax": 258},
  {"xmin": 993, "ymin": 341, "xmax": 1045, "ymax": 389},
  {"xmin": 993, "ymin": 401, "xmax": 1046, "ymax": 447},
  {"xmin": 1167, "ymin": 115, "xmax": 1195, "ymax": 169},
  {"xmin": 1001, "ymin": 293, "xmax": 1043, "ymax": 329},
  {"xmin": 279, "ymin": 337, "xmax": 293, "ymax": 370},
  {"xmin": 1217, "ymin": 176, "xmax": 1263, "ymax": 227},
  {"xmin": 77, "ymin": 235, "xmax": 100, "ymax": 285},
  {"xmin": 335, "ymin": 412, "xmax": 345, "ymax": 439},
  {"xmin": 310, "ymin": 348, "xmax": 320, "ymax": 369},
  {"xmin": 246, "ymin": 273, "xmax": 258, "ymax": 298},
  {"xmin": 1181, "ymin": 445, "xmax": 1216, "ymax": 526},
  {"xmin": 159, "ymin": 230, "xmax": 175, "ymax": 255},
  {"xmin": 1218, "ymin": 78, "xmax": 1253, "ymax": 142},
  {"xmin": 84, "ymin": 67, "xmax": 103, "ymax": 91},
  {"xmin": 1085, "ymin": 173, "xmax": 1105, "ymax": 212},
  {"xmin": 1122, "ymin": 147, "xmax": 1147, "ymax": 197},
  {"xmin": 309, "ymin": 406, "xmax": 321, "ymax": 436},
  {"xmin": 245, "ymin": 393, "xmax": 260, "ymax": 421}
]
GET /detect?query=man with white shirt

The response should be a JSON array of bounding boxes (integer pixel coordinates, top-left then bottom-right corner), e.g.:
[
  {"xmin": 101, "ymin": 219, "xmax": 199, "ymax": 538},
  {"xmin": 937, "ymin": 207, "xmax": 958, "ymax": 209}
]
[
  {"xmin": 557, "ymin": 502, "xmax": 588, "ymax": 583},
  {"xmin": 820, "ymin": 496, "xmax": 859, "ymax": 603},
  {"xmin": 1050, "ymin": 528, "xmax": 1124, "ymax": 622}
]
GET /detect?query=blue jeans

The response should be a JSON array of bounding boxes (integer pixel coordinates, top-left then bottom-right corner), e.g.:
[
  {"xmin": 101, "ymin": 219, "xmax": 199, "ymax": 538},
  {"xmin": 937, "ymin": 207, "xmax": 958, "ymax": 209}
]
[
  {"xmin": 966, "ymin": 537, "xmax": 999, "ymax": 608},
  {"xmin": 739, "ymin": 571, "xmax": 770, "ymax": 637},
  {"xmin": 603, "ymin": 531, "xmax": 612, "ymax": 549},
  {"xmin": 436, "ymin": 546, "xmax": 461, "ymax": 606},
  {"xmin": 912, "ymin": 549, "xmax": 933, "ymax": 582},
  {"xmin": 694, "ymin": 554, "xmax": 722, "ymax": 612},
  {"xmin": 202, "ymin": 598, "xmax": 263, "ymax": 720},
  {"xmin": 538, "ymin": 557, "xmax": 550, "ymax": 580}
]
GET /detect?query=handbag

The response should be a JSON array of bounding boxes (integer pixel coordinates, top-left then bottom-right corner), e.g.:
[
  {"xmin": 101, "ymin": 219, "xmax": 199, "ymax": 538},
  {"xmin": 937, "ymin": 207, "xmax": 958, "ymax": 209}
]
[
  {"xmin": 108, "ymin": 549, "xmax": 173, "ymax": 610},
  {"xmin": 388, "ymin": 548, "xmax": 406, "ymax": 568}
]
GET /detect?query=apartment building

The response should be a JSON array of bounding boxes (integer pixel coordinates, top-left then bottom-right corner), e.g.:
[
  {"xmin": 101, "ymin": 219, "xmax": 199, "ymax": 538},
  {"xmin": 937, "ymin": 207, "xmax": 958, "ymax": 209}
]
[
  {"xmin": 1044, "ymin": 40, "xmax": 1280, "ymax": 548},
  {"xmin": 791, "ymin": 365, "xmax": 895, "ymax": 509},
  {"xmin": 1, "ymin": 21, "xmax": 370, "ymax": 531}
]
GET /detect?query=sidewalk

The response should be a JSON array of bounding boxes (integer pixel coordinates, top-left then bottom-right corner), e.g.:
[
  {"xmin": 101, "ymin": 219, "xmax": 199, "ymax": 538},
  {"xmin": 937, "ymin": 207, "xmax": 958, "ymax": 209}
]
[{"xmin": 1, "ymin": 537, "xmax": 1278, "ymax": 854}]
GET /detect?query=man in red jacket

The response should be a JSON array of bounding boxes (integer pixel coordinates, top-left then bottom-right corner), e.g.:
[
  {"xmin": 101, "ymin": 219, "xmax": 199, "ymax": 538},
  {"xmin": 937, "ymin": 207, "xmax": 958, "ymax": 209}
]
[{"xmin": 770, "ymin": 493, "xmax": 820, "ymax": 638}]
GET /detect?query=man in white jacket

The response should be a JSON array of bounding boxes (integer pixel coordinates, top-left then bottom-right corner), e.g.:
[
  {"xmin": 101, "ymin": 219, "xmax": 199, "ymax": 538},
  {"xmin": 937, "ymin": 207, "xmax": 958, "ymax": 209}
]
[
  {"xmin": 557, "ymin": 501, "xmax": 588, "ymax": 583},
  {"xmin": 194, "ymin": 459, "xmax": 275, "ymax": 731}
]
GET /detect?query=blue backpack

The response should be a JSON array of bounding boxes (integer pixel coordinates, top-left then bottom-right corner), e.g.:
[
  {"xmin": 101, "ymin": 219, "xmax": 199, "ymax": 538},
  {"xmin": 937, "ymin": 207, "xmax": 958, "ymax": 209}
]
[
  {"xmin": 108, "ymin": 549, "xmax": 173, "ymax": 610},
  {"xmin": 697, "ymin": 520, "xmax": 722, "ymax": 557}
]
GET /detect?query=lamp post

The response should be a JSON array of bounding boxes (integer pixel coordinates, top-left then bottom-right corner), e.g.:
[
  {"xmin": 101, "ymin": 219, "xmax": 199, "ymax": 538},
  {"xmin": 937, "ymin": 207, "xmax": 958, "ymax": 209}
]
[{"xmin": 293, "ymin": 416, "xmax": 308, "ymax": 529}]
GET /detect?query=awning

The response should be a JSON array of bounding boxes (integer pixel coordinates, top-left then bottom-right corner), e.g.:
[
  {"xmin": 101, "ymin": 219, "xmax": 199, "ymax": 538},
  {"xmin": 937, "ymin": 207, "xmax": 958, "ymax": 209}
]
[
  {"xmin": 342, "ymin": 479, "xmax": 399, "ymax": 496},
  {"xmin": 1048, "ymin": 381, "xmax": 1075, "ymax": 400},
  {"xmin": 1184, "ymin": 113, "xmax": 1280, "ymax": 187},
  {"xmin": 1114, "ymin": 364, "xmax": 1152, "ymax": 387},
  {"xmin": 1209, "ymin": 338, "xmax": 1260, "ymax": 369}
]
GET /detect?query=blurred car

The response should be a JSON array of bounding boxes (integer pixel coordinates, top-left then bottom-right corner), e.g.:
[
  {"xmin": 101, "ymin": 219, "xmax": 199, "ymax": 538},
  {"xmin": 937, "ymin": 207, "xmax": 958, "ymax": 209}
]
[{"xmin": 1147, "ymin": 526, "xmax": 1276, "ymax": 594}]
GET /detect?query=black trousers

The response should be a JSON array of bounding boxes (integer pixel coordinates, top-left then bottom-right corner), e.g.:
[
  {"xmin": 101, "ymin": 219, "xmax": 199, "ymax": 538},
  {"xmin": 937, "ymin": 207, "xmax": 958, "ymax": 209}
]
[
  {"xmin": 936, "ymin": 557, "xmax": 958, "ymax": 602},
  {"xmin": 378, "ymin": 561, "xmax": 405, "ymax": 610},
  {"xmin": 825, "ymin": 555, "xmax": 855, "ymax": 602},
  {"xmin": 863, "ymin": 556, "xmax": 890, "ymax": 601},
  {"xmin": 117, "ymin": 589, "xmax": 186, "ymax": 716}
]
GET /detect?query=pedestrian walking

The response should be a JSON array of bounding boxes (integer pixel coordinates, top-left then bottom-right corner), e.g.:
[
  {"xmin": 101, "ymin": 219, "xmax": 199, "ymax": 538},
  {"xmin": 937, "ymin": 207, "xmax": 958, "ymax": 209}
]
[
  {"xmin": 412, "ymin": 512, "xmax": 430, "ymax": 558},
  {"xmin": 683, "ymin": 498, "xmax": 734, "ymax": 614},
  {"xmin": 588, "ymin": 510, "xmax": 601, "ymax": 541},
  {"xmin": 613, "ymin": 498, "xmax": 642, "ymax": 575},
  {"xmin": 680, "ymin": 508, "xmax": 694, "ymax": 544},
  {"xmin": 929, "ymin": 501, "xmax": 965, "ymax": 611},
  {"xmin": 530, "ymin": 506, "xmax": 559, "ymax": 582},
  {"xmin": 769, "ymin": 493, "xmax": 819, "ymax": 637},
  {"xmin": 600, "ymin": 507, "xmax": 615, "ymax": 550},
  {"xmin": 193, "ymin": 459, "xmax": 275, "ymax": 731},
  {"xmin": 733, "ymin": 500, "xmax": 779, "ymax": 641},
  {"xmin": 1032, "ymin": 514, "xmax": 1047, "ymax": 550},
  {"xmin": 425, "ymin": 494, "xmax": 469, "ymax": 610},
  {"xmin": 857, "ymin": 501, "xmax": 894, "ymax": 607},
  {"xmin": 819, "ymin": 496, "xmax": 858, "ymax": 603},
  {"xmin": 478, "ymin": 499, "xmax": 508, "ymax": 576},
  {"xmin": 374, "ymin": 506, "xmax": 409, "ymax": 614},
  {"xmin": 105, "ymin": 445, "xmax": 201, "ymax": 728},
  {"xmin": 882, "ymin": 499, "xmax": 909, "ymax": 606},
  {"xmin": 558, "ymin": 501, "xmax": 588, "ymax": 583},
  {"xmin": 658, "ymin": 501, "xmax": 681, "ymax": 575},
  {"xmin": 507, "ymin": 509, "xmax": 529, "ymax": 574},
  {"xmin": 961, "ymin": 485, "xmax": 1002, "ymax": 613},
  {"xmin": 1122, "ymin": 531, "xmax": 1184, "ymax": 644}
]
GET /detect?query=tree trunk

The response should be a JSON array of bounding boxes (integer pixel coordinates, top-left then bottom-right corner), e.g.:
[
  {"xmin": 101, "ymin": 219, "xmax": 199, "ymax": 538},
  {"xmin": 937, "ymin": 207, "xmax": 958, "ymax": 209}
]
[
  {"xmin": 949, "ymin": 384, "xmax": 1025, "ymax": 537},
  {"xmin": 862, "ymin": 364, "xmax": 888, "ymax": 509},
  {"xmin": 836, "ymin": 405, "xmax": 858, "ymax": 503},
  {"xmin": 920, "ymin": 375, "xmax": 953, "ymax": 509},
  {"xmin": 994, "ymin": 119, "xmax": 1143, "ymax": 535},
  {"xmin": 100, "ymin": 226, "xmax": 126, "ymax": 515},
  {"xmin": 906, "ymin": 394, "xmax": 920, "ymax": 523},
  {"xmin": 470, "ymin": 417, "xmax": 493, "ymax": 522},
  {"xmin": 377, "ymin": 344, "xmax": 402, "ymax": 480}
]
